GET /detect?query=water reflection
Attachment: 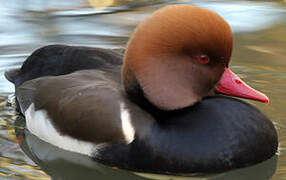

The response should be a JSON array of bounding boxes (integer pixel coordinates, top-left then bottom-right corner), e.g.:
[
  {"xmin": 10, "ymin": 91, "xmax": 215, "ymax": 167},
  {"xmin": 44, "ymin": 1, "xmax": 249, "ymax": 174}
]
[
  {"xmin": 0, "ymin": 0, "xmax": 286, "ymax": 179},
  {"xmin": 192, "ymin": 1, "xmax": 286, "ymax": 33}
]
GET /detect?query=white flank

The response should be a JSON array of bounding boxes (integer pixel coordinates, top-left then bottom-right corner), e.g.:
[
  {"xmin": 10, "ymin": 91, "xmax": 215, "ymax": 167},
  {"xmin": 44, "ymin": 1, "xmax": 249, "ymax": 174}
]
[
  {"xmin": 25, "ymin": 103, "xmax": 96, "ymax": 156},
  {"xmin": 120, "ymin": 103, "xmax": 135, "ymax": 143}
]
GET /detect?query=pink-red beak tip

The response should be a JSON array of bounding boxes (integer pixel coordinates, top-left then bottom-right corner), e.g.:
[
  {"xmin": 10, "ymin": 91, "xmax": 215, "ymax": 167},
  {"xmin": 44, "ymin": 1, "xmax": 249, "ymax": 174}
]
[{"xmin": 216, "ymin": 68, "xmax": 269, "ymax": 104}]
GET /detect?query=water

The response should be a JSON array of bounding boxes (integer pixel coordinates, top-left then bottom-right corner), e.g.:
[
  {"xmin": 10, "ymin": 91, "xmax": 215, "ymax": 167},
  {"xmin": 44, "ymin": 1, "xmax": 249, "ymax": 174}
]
[{"xmin": 0, "ymin": 0, "xmax": 285, "ymax": 179}]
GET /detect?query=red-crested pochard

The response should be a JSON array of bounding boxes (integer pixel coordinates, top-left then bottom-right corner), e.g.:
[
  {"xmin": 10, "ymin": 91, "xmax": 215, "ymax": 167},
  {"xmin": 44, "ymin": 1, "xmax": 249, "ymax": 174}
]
[{"xmin": 5, "ymin": 4, "xmax": 277, "ymax": 174}]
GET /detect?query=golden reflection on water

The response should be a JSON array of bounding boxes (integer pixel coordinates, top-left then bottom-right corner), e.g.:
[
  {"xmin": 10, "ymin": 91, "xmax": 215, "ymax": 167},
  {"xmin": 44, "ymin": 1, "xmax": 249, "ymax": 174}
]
[
  {"xmin": 87, "ymin": 0, "xmax": 164, "ymax": 8},
  {"xmin": 87, "ymin": 0, "xmax": 117, "ymax": 8},
  {"xmin": 0, "ymin": 157, "xmax": 49, "ymax": 180},
  {"xmin": 0, "ymin": 95, "xmax": 50, "ymax": 179},
  {"xmin": 87, "ymin": 0, "xmax": 157, "ymax": 8}
]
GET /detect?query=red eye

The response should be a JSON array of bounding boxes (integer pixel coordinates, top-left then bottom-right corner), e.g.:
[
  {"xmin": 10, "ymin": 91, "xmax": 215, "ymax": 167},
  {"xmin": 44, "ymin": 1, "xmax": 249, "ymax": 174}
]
[{"xmin": 198, "ymin": 55, "xmax": 210, "ymax": 64}]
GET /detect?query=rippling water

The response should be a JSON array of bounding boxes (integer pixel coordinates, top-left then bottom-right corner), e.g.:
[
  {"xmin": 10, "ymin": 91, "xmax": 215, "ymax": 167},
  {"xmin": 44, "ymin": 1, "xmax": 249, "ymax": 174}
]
[{"xmin": 0, "ymin": 0, "xmax": 286, "ymax": 179}]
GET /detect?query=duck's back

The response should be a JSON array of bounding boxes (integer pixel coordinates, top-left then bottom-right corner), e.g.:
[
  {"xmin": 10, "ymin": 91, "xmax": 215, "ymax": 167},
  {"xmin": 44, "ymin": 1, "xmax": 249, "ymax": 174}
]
[{"xmin": 5, "ymin": 45, "xmax": 124, "ymax": 88}]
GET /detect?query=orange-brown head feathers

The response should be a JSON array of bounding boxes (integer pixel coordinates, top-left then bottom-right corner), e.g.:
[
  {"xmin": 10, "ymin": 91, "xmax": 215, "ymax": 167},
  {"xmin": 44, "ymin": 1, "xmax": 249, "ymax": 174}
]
[{"xmin": 122, "ymin": 4, "xmax": 233, "ymax": 110}]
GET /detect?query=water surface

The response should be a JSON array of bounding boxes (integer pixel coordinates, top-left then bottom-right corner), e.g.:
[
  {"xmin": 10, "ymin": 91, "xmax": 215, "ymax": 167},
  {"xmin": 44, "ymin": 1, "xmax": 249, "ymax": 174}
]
[{"xmin": 0, "ymin": 0, "xmax": 286, "ymax": 179}]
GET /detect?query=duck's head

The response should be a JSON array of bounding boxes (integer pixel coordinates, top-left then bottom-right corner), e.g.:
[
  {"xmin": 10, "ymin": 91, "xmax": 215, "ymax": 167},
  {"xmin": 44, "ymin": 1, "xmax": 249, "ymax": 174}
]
[{"xmin": 122, "ymin": 4, "xmax": 268, "ymax": 110}]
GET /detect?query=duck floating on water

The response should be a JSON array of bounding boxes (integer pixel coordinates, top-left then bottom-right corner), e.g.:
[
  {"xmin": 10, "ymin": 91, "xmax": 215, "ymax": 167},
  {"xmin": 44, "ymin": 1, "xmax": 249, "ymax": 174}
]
[{"xmin": 5, "ymin": 4, "xmax": 277, "ymax": 174}]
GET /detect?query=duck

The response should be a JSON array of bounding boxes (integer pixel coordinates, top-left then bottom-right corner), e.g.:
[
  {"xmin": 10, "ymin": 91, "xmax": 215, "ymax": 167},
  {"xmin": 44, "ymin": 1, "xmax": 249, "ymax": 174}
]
[{"xmin": 5, "ymin": 4, "xmax": 278, "ymax": 174}]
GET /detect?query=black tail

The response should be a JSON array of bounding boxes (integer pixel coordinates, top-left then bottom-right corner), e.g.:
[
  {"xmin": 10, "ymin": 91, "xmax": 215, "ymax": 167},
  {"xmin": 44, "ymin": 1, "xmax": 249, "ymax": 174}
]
[{"xmin": 5, "ymin": 68, "xmax": 20, "ymax": 84}]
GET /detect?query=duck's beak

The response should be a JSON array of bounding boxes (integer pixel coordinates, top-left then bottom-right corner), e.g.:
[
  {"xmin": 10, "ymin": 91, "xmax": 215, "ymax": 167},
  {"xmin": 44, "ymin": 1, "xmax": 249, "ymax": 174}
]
[{"xmin": 216, "ymin": 68, "xmax": 269, "ymax": 103}]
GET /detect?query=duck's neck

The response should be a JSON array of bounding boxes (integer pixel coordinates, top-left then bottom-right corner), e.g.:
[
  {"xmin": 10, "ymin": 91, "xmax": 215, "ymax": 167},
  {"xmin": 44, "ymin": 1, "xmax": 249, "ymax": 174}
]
[
  {"xmin": 122, "ymin": 66, "xmax": 161, "ymax": 117},
  {"xmin": 123, "ymin": 66, "xmax": 185, "ymax": 119}
]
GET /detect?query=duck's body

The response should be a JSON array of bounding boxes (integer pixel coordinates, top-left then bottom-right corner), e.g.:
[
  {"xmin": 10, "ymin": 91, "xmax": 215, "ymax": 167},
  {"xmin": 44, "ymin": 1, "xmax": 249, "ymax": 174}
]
[{"xmin": 6, "ymin": 5, "xmax": 277, "ymax": 174}]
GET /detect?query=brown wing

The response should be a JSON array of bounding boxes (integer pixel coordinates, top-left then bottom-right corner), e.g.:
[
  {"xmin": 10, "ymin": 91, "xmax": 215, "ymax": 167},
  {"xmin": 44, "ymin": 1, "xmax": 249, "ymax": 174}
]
[{"xmin": 17, "ymin": 70, "xmax": 154, "ymax": 144}]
